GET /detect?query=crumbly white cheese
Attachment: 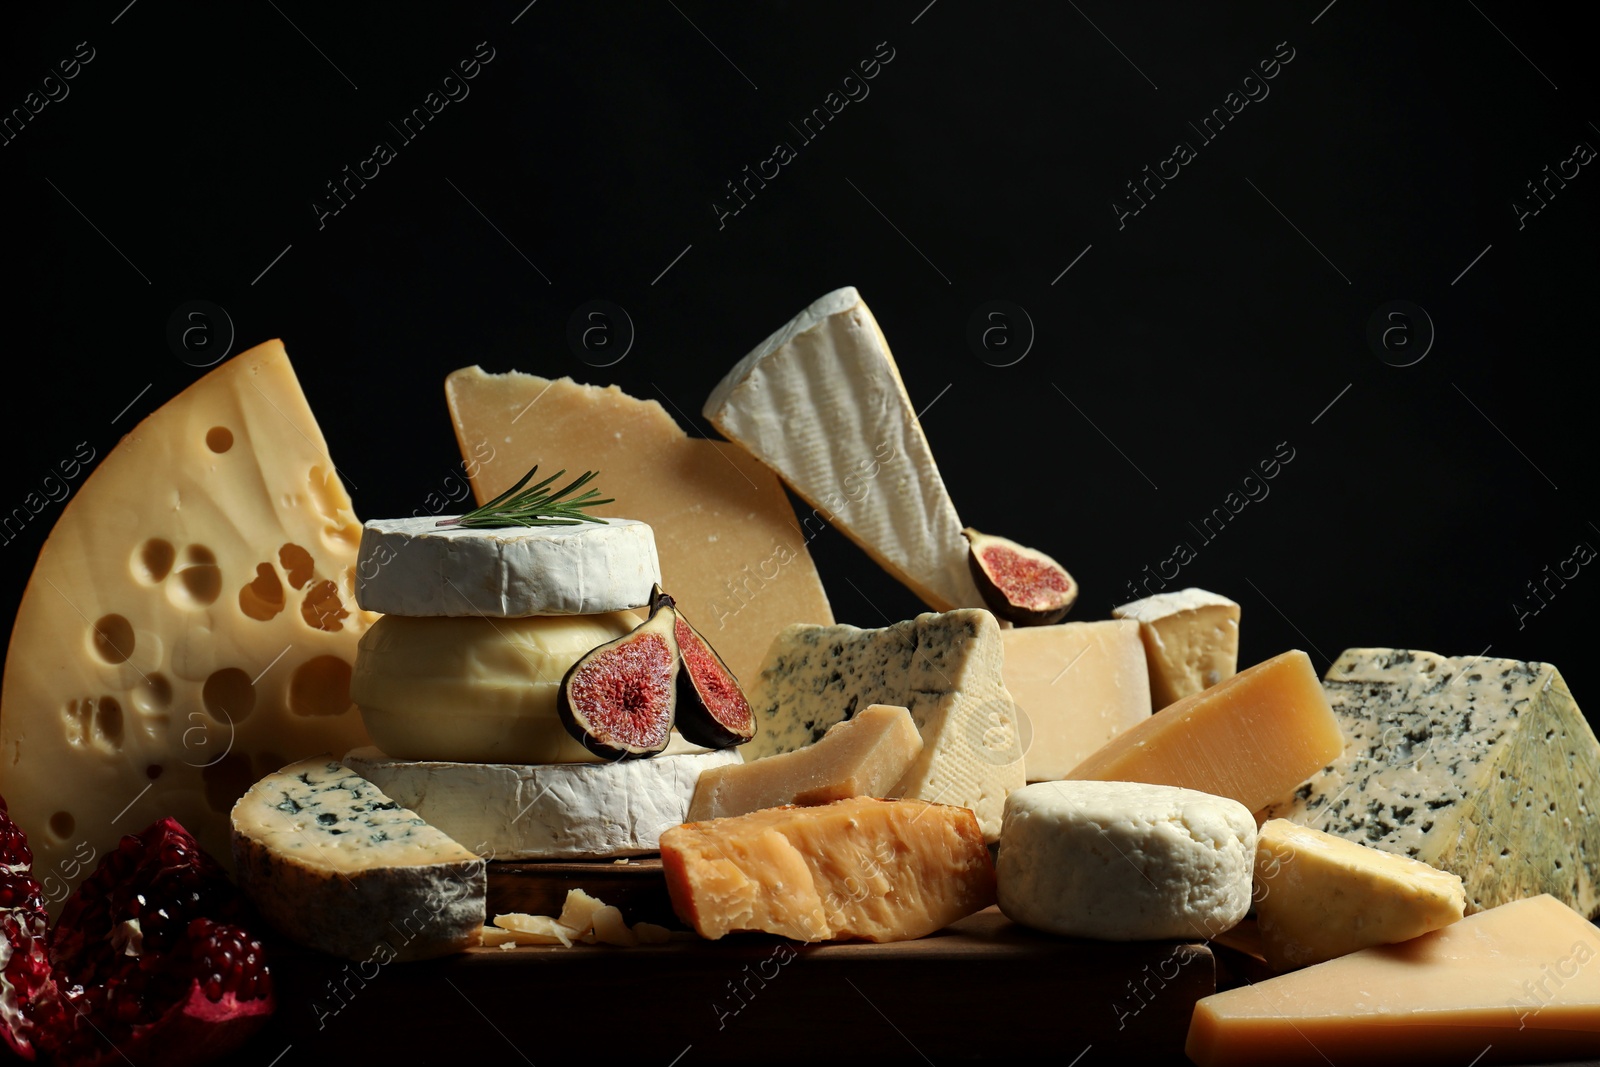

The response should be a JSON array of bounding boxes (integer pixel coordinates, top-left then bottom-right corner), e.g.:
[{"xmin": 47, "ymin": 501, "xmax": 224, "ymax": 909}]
[
  {"xmin": 355, "ymin": 514, "xmax": 661, "ymax": 617},
  {"xmin": 342, "ymin": 746, "xmax": 742, "ymax": 860},
  {"xmin": 997, "ymin": 780, "xmax": 1256, "ymax": 940}
]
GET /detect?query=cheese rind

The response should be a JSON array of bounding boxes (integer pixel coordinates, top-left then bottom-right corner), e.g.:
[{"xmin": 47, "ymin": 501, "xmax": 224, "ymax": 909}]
[
  {"xmin": 1066, "ymin": 650, "xmax": 1343, "ymax": 813},
  {"xmin": 1000, "ymin": 621, "xmax": 1151, "ymax": 781},
  {"xmin": 1112, "ymin": 587, "xmax": 1240, "ymax": 708},
  {"xmin": 687, "ymin": 704, "xmax": 922, "ymax": 821},
  {"xmin": 354, "ymin": 515, "xmax": 660, "ymax": 617},
  {"xmin": 1254, "ymin": 818, "xmax": 1466, "ymax": 970},
  {"xmin": 231, "ymin": 758, "xmax": 485, "ymax": 962},
  {"xmin": 342, "ymin": 746, "xmax": 742, "ymax": 859},
  {"xmin": 998, "ymin": 781, "xmax": 1255, "ymax": 940},
  {"xmin": 444, "ymin": 369, "xmax": 833, "ymax": 685},
  {"xmin": 0, "ymin": 340, "xmax": 372, "ymax": 910},
  {"xmin": 1186, "ymin": 895, "xmax": 1600, "ymax": 1067},
  {"xmin": 742, "ymin": 609, "xmax": 1023, "ymax": 841},
  {"xmin": 661, "ymin": 797, "xmax": 995, "ymax": 942},
  {"xmin": 702, "ymin": 287, "xmax": 984, "ymax": 612},
  {"xmin": 1263, "ymin": 648, "xmax": 1600, "ymax": 918}
]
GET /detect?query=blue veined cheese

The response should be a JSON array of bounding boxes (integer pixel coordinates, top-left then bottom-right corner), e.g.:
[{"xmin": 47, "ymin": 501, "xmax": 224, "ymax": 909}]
[
  {"xmin": 743, "ymin": 609, "xmax": 1022, "ymax": 841},
  {"xmin": 1262, "ymin": 648, "xmax": 1600, "ymax": 918},
  {"xmin": 231, "ymin": 758, "xmax": 486, "ymax": 962}
]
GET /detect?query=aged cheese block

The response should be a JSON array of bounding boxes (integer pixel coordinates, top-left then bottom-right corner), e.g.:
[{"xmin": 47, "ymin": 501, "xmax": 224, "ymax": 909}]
[
  {"xmin": 232, "ymin": 758, "xmax": 485, "ymax": 962},
  {"xmin": 1112, "ymin": 587, "xmax": 1240, "ymax": 708},
  {"xmin": 997, "ymin": 781, "xmax": 1255, "ymax": 940},
  {"xmin": 1186, "ymin": 895, "xmax": 1600, "ymax": 1066},
  {"xmin": 343, "ymin": 746, "xmax": 741, "ymax": 859},
  {"xmin": 743, "ymin": 609, "xmax": 1023, "ymax": 841},
  {"xmin": 1254, "ymin": 818, "xmax": 1466, "ymax": 970},
  {"xmin": 702, "ymin": 287, "xmax": 986, "ymax": 613},
  {"xmin": 354, "ymin": 515, "xmax": 660, "ymax": 617},
  {"xmin": 1000, "ymin": 621, "xmax": 1151, "ymax": 781},
  {"xmin": 1263, "ymin": 648, "xmax": 1600, "ymax": 917},
  {"xmin": 444, "ymin": 368, "xmax": 833, "ymax": 685},
  {"xmin": 661, "ymin": 796, "xmax": 995, "ymax": 942},
  {"xmin": 0, "ymin": 341, "xmax": 372, "ymax": 910},
  {"xmin": 687, "ymin": 704, "xmax": 922, "ymax": 821},
  {"xmin": 1067, "ymin": 650, "xmax": 1344, "ymax": 813}
]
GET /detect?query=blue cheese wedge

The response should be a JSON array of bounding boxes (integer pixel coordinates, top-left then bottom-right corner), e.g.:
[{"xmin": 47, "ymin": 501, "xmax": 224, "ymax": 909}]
[
  {"xmin": 231, "ymin": 758, "xmax": 486, "ymax": 961},
  {"xmin": 1263, "ymin": 648, "xmax": 1600, "ymax": 918},
  {"xmin": 742, "ymin": 608, "xmax": 1022, "ymax": 841}
]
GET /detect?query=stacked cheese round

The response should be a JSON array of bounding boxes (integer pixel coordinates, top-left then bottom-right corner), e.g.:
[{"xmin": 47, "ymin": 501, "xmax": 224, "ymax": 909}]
[{"xmin": 347, "ymin": 515, "xmax": 739, "ymax": 858}]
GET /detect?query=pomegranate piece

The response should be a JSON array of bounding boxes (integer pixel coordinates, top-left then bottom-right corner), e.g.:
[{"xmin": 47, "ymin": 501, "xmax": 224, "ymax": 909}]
[
  {"xmin": 654, "ymin": 587, "xmax": 754, "ymax": 749},
  {"xmin": 558, "ymin": 603, "xmax": 680, "ymax": 759},
  {"xmin": 961, "ymin": 528, "xmax": 1078, "ymax": 626},
  {"xmin": 1, "ymin": 797, "xmax": 65, "ymax": 1062}
]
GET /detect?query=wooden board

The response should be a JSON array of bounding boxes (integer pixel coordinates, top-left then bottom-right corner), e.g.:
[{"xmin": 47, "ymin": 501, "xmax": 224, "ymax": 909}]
[{"xmin": 247, "ymin": 907, "xmax": 1215, "ymax": 1064}]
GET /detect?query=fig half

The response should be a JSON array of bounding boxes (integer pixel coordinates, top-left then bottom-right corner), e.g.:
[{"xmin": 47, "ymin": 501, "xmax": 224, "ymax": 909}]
[
  {"xmin": 557, "ymin": 607, "xmax": 680, "ymax": 759},
  {"xmin": 647, "ymin": 585, "xmax": 756, "ymax": 749},
  {"xmin": 962, "ymin": 528, "xmax": 1078, "ymax": 626}
]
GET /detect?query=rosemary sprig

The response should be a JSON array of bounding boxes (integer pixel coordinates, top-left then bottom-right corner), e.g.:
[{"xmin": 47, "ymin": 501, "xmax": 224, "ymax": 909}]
[{"xmin": 436, "ymin": 464, "xmax": 613, "ymax": 528}]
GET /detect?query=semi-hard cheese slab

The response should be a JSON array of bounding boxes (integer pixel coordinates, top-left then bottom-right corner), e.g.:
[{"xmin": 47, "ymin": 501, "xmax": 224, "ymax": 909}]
[
  {"xmin": 1264, "ymin": 647, "xmax": 1600, "ymax": 917},
  {"xmin": 702, "ymin": 287, "xmax": 986, "ymax": 613},
  {"xmin": 1112, "ymin": 586, "xmax": 1240, "ymax": 708},
  {"xmin": 0, "ymin": 341, "xmax": 372, "ymax": 910},
  {"xmin": 444, "ymin": 369, "xmax": 833, "ymax": 685}
]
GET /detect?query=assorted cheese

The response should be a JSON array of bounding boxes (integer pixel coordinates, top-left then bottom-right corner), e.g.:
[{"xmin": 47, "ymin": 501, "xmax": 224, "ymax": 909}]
[
  {"xmin": 1112, "ymin": 587, "xmax": 1240, "ymax": 708},
  {"xmin": 997, "ymin": 781, "xmax": 1256, "ymax": 940},
  {"xmin": 661, "ymin": 796, "xmax": 995, "ymax": 942},
  {"xmin": 702, "ymin": 287, "xmax": 985, "ymax": 613},
  {"xmin": 686, "ymin": 703, "xmax": 922, "ymax": 821},
  {"xmin": 1067, "ymin": 650, "xmax": 1344, "ymax": 812},
  {"xmin": 1253, "ymin": 818, "xmax": 1466, "ymax": 970}
]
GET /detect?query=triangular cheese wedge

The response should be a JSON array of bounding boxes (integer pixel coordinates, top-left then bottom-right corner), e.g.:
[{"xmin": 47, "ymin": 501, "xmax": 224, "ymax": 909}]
[
  {"xmin": 703, "ymin": 287, "xmax": 985, "ymax": 612},
  {"xmin": 444, "ymin": 369, "xmax": 833, "ymax": 684},
  {"xmin": 0, "ymin": 341, "xmax": 373, "ymax": 907}
]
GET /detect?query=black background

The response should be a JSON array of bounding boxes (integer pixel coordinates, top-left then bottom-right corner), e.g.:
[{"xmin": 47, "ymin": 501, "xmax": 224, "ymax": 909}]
[{"xmin": 2, "ymin": 1, "xmax": 1596, "ymax": 719}]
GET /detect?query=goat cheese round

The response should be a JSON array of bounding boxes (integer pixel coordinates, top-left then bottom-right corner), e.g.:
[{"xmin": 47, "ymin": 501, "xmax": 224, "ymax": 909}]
[
  {"xmin": 997, "ymin": 780, "xmax": 1256, "ymax": 940},
  {"xmin": 354, "ymin": 514, "xmax": 662, "ymax": 617}
]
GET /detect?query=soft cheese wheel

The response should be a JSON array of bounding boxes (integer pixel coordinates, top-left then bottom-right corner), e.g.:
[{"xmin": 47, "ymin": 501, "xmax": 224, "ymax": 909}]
[
  {"xmin": 343, "ymin": 746, "xmax": 742, "ymax": 859},
  {"xmin": 355, "ymin": 515, "xmax": 660, "ymax": 617},
  {"xmin": 352, "ymin": 611, "xmax": 663, "ymax": 763},
  {"xmin": 998, "ymin": 780, "xmax": 1255, "ymax": 940}
]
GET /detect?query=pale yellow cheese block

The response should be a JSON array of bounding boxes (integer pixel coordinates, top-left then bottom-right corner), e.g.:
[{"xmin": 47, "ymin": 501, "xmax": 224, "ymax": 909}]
[
  {"xmin": 1000, "ymin": 621, "xmax": 1151, "ymax": 781},
  {"xmin": 444, "ymin": 369, "xmax": 833, "ymax": 685},
  {"xmin": 1112, "ymin": 587, "xmax": 1240, "ymax": 709},
  {"xmin": 0, "ymin": 341, "xmax": 373, "ymax": 909},
  {"xmin": 1254, "ymin": 818, "xmax": 1466, "ymax": 970},
  {"xmin": 687, "ymin": 703, "xmax": 923, "ymax": 821}
]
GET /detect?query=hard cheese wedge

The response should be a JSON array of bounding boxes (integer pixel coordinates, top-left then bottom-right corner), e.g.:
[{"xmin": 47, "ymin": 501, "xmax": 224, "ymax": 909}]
[
  {"xmin": 687, "ymin": 703, "xmax": 922, "ymax": 821},
  {"xmin": 1264, "ymin": 648, "xmax": 1600, "ymax": 917},
  {"xmin": 1186, "ymin": 894, "xmax": 1600, "ymax": 1067},
  {"xmin": 445, "ymin": 369, "xmax": 832, "ymax": 684},
  {"xmin": 0, "ymin": 341, "xmax": 372, "ymax": 908},
  {"xmin": 661, "ymin": 796, "xmax": 995, "ymax": 942},
  {"xmin": 743, "ymin": 609, "xmax": 1023, "ymax": 841},
  {"xmin": 702, "ymin": 287, "xmax": 985, "ymax": 612},
  {"xmin": 232, "ymin": 758, "xmax": 485, "ymax": 962},
  {"xmin": 1112, "ymin": 587, "xmax": 1240, "ymax": 708},
  {"xmin": 1001, "ymin": 621, "xmax": 1151, "ymax": 781},
  {"xmin": 1254, "ymin": 818, "xmax": 1466, "ymax": 970},
  {"xmin": 1066, "ymin": 650, "xmax": 1343, "ymax": 813}
]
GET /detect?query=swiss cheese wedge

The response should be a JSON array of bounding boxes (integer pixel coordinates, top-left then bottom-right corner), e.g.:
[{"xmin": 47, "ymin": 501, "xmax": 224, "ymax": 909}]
[{"xmin": 0, "ymin": 341, "xmax": 372, "ymax": 907}]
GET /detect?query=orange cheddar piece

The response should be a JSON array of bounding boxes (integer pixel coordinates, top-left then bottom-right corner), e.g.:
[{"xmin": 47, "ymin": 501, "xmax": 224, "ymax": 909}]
[
  {"xmin": 1066, "ymin": 650, "xmax": 1342, "ymax": 812},
  {"xmin": 661, "ymin": 797, "xmax": 995, "ymax": 942},
  {"xmin": 1186, "ymin": 894, "xmax": 1600, "ymax": 1066}
]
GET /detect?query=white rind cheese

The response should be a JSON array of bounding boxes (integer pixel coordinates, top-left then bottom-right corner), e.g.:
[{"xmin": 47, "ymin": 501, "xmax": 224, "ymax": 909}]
[
  {"xmin": 354, "ymin": 515, "xmax": 661, "ymax": 617},
  {"xmin": 703, "ymin": 287, "xmax": 984, "ymax": 612},
  {"xmin": 998, "ymin": 780, "xmax": 1256, "ymax": 940},
  {"xmin": 231, "ymin": 758, "xmax": 486, "ymax": 962},
  {"xmin": 1263, "ymin": 648, "xmax": 1600, "ymax": 918},
  {"xmin": 342, "ymin": 746, "xmax": 743, "ymax": 860},
  {"xmin": 742, "ymin": 609, "xmax": 1022, "ymax": 841}
]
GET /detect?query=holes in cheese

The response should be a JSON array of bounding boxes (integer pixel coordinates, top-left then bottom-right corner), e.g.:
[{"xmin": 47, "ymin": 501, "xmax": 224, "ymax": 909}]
[
  {"xmin": 49, "ymin": 811, "xmax": 74, "ymax": 839},
  {"xmin": 300, "ymin": 579, "xmax": 348, "ymax": 632},
  {"xmin": 205, "ymin": 426, "xmax": 234, "ymax": 453},
  {"xmin": 278, "ymin": 543, "xmax": 314, "ymax": 589},
  {"xmin": 288, "ymin": 656, "xmax": 353, "ymax": 717},
  {"xmin": 172, "ymin": 544, "xmax": 222, "ymax": 607},
  {"xmin": 202, "ymin": 668, "xmax": 255, "ymax": 723},
  {"xmin": 89, "ymin": 614, "xmax": 135, "ymax": 664},
  {"xmin": 238, "ymin": 563, "xmax": 285, "ymax": 621},
  {"xmin": 134, "ymin": 538, "xmax": 175, "ymax": 584}
]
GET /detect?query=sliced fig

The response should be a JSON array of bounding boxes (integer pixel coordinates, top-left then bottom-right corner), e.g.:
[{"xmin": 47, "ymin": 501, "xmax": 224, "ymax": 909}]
[
  {"xmin": 558, "ymin": 607, "xmax": 680, "ymax": 759},
  {"xmin": 962, "ymin": 528, "xmax": 1078, "ymax": 626},
  {"xmin": 648, "ymin": 585, "xmax": 756, "ymax": 749}
]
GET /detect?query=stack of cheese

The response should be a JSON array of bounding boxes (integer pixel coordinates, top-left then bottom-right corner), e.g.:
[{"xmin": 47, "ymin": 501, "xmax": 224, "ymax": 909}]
[{"xmin": 343, "ymin": 514, "xmax": 740, "ymax": 859}]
